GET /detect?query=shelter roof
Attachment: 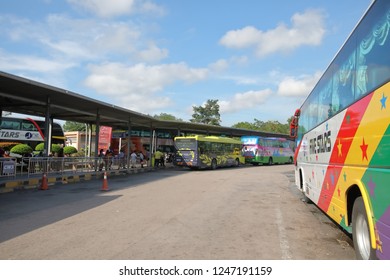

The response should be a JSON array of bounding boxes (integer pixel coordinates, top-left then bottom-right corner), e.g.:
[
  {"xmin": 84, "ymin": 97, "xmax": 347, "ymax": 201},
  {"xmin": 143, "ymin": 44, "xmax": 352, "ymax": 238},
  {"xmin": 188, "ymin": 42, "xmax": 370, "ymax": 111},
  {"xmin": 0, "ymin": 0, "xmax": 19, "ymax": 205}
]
[{"xmin": 0, "ymin": 71, "xmax": 290, "ymax": 139}]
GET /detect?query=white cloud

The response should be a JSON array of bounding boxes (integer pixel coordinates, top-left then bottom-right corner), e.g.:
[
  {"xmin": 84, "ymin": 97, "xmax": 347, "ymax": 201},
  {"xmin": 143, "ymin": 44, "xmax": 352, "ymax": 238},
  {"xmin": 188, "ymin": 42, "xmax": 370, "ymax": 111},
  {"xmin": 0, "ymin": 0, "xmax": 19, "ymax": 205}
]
[
  {"xmin": 0, "ymin": 12, "xmax": 173, "ymax": 67},
  {"xmin": 43, "ymin": 14, "xmax": 142, "ymax": 59},
  {"xmin": 138, "ymin": 1, "xmax": 166, "ymax": 16},
  {"xmin": 84, "ymin": 62, "xmax": 209, "ymax": 111},
  {"xmin": 0, "ymin": 13, "xmax": 143, "ymax": 61},
  {"xmin": 67, "ymin": 0, "xmax": 136, "ymax": 18},
  {"xmin": 230, "ymin": 55, "xmax": 249, "ymax": 66},
  {"xmin": 277, "ymin": 72, "xmax": 322, "ymax": 97},
  {"xmin": 219, "ymin": 26, "xmax": 262, "ymax": 49},
  {"xmin": 0, "ymin": 49, "xmax": 75, "ymax": 73},
  {"xmin": 219, "ymin": 9, "xmax": 326, "ymax": 57},
  {"xmin": 67, "ymin": 0, "xmax": 165, "ymax": 18},
  {"xmin": 137, "ymin": 43, "xmax": 169, "ymax": 62},
  {"xmin": 209, "ymin": 59, "xmax": 229, "ymax": 72},
  {"xmin": 219, "ymin": 89, "xmax": 272, "ymax": 113}
]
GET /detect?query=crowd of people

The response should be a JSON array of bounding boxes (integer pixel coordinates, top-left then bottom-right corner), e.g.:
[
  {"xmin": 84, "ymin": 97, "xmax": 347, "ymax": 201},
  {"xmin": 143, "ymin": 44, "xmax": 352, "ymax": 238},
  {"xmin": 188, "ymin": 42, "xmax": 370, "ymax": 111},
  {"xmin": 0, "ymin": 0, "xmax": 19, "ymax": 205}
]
[
  {"xmin": 2, "ymin": 145, "xmax": 174, "ymax": 176},
  {"xmin": 97, "ymin": 148, "xmax": 173, "ymax": 171}
]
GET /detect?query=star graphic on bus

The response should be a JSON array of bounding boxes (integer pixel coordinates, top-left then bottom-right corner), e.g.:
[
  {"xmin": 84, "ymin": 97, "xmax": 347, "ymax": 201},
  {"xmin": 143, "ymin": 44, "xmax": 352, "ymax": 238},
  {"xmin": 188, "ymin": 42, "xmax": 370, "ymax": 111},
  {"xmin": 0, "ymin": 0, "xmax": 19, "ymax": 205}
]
[
  {"xmin": 380, "ymin": 93, "xmax": 387, "ymax": 110},
  {"xmin": 337, "ymin": 139, "xmax": 342, "ymax": 157},
  {"xmin": 360, "ymin": 138, "xmax": 369, "ymax": 161},
  {"xmin": 346, "ymin": 114, "xmax": 351, "ymax": 124}
]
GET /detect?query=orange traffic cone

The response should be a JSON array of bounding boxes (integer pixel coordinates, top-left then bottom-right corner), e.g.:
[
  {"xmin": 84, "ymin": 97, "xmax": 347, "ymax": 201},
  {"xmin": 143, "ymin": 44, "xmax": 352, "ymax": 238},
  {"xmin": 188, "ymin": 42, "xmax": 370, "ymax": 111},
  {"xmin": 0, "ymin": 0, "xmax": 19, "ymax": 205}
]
[
  {"xmin": 101, "ymin": 171, "xmax": 109, "ymax": 191},
  {"xmin": 40, "ymin": 173, "xmax": 48, "ymax": 190}
]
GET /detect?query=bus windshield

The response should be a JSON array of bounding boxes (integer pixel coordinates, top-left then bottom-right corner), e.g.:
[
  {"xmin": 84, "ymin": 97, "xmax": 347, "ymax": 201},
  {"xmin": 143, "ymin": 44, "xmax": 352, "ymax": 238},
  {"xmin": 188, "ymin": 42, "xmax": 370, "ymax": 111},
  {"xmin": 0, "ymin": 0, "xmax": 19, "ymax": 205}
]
[{"xmin": 174, "ymin": 138, "xmax": 197, "ymax": 150}]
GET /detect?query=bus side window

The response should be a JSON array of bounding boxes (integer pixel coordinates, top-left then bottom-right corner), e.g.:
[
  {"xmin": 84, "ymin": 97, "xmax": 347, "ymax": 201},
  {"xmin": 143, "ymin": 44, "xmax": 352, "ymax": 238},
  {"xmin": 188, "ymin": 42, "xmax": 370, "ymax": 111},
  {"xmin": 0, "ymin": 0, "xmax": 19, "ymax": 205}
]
[
  {"xmin": 22, "ymin": 122, "xmax": 34, "ymax": 131},
  {"xmin": 199, "ymin": 145, "xmax": 204, "ymax": 154},
  {"xmin": 2, "ymin": 120, "xmax": 20, "ymax": 130}
]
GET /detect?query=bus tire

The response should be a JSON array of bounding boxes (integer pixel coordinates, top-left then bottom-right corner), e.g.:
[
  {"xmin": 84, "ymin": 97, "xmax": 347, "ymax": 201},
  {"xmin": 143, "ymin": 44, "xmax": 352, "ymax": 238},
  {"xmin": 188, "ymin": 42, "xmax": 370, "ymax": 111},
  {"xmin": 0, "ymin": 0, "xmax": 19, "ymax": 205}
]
[
  {"xmin": 211, "ymin": 159, "xmax": 217, "ymax": 170},
  {"xmin": 268, "ymin": 157, "xmax": 273, "ymax": 165},
  {"xmin": 235, "ymin": 158, "xmax": 240, "ymax": 167},
  {"xmin": 352, "ymin": 197, "xmax": 377, "ymax": 260}
]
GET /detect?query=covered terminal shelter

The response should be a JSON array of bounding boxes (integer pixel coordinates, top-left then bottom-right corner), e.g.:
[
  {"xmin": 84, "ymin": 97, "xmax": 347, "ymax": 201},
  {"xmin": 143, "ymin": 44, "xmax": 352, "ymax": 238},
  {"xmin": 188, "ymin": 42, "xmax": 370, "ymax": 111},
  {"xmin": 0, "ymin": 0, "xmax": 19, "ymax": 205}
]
[{"xmin": 0, "ymin": 70, "xmax": 289, "ymax": 158}]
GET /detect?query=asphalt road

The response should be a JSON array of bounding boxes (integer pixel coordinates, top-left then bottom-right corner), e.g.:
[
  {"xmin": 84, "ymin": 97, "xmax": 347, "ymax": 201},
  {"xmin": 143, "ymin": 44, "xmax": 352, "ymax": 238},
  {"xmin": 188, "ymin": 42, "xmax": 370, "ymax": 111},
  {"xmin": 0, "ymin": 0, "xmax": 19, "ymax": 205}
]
[{"xmin": 0, "ymin": 164, "xmax": 355, "ymax": 260}]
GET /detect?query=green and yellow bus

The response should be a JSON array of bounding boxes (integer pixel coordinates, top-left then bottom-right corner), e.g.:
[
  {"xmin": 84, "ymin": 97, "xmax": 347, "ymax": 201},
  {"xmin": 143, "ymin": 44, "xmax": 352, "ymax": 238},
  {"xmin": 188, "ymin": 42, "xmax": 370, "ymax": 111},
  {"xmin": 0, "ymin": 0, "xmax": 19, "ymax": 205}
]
[{"xmin": 173, "ymin": 135, "xmax": 244, "ymax": 170}]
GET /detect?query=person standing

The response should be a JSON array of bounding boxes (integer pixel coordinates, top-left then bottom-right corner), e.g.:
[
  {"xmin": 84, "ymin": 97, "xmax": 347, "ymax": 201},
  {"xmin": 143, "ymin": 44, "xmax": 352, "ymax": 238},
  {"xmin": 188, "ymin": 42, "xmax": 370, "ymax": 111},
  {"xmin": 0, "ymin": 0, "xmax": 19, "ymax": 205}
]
[
  {"xmin": 104, "ymin": 149, "xmax": 112, "ymax": 170},
  {"xmin": 160, "ymin": 150, "xmax": 165, "ymax": 167},
  {"xmin": 98, "ymin": 149, "xmax": 104, "ymax": 171},
  {"xmin": 154, "ymin": 150, "xmax": 161, "ymax": 167},
  {"xmin": 139, "ymin": 151, "xmax": 145, "ymax": 168},
  {"xmin": 118, "ymin": 149, "xmax": 125, "ymax": 169},
  {"xmin": 130, "ymin": 151, "xmax": 137, "ymax": 168}
]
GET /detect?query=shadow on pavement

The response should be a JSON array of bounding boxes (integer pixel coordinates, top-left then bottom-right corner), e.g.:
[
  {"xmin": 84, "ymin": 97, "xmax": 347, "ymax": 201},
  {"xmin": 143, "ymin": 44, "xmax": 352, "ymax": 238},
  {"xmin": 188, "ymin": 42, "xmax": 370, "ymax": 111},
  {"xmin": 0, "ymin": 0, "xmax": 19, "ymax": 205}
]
[{"xmin": 0, "ymin": 168, "xmax": 185, "ymax": 243}]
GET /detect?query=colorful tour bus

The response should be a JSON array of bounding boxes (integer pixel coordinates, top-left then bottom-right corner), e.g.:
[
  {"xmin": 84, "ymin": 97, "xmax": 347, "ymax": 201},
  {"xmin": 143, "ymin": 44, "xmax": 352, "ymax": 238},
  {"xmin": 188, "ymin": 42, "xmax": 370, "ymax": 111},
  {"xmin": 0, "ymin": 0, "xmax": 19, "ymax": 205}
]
[
  {"xmin": 174, "ymin": 135, "xmax": 244, "ymax": 170},
  {"xmin": 241, "ymin": 136, "xmax": 294, "ymax": 165},
  {"xmin": 0, "ymin": 117, "xmax": 66, "ymax": 149},
  {"xmin": 290, "ymin": 0, "xmax": 390, "ymax": 259}
]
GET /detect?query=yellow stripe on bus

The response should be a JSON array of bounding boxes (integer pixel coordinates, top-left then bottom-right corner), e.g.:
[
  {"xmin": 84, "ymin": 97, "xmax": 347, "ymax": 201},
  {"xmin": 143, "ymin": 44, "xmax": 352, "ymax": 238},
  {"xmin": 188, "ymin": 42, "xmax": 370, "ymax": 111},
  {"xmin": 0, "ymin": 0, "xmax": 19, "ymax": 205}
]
[{"xmin": 330, "ymin": 84, "xmax": 390, "ymax": 248}]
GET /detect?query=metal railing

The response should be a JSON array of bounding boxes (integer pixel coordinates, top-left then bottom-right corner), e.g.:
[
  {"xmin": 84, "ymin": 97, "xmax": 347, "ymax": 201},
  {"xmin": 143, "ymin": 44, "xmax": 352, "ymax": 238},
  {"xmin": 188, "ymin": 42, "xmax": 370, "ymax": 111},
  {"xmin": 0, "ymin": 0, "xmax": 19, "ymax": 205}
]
[
  {"xmin": 0, "ymin": 158, "xmax": 17, "ymax": 178},
  {"xmin": 0, "ymin": 156, "xmax": 149, "ymax": 179}
]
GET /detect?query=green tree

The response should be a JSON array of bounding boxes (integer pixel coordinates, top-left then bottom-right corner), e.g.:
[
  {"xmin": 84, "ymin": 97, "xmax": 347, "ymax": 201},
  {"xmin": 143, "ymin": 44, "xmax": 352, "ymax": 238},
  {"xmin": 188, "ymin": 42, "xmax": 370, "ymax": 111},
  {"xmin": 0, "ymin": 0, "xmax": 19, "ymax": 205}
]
[
  {"xmin": 231, "ymin": 122, "xmax": 259, "ymax": 130},
  {"xmin": 63, "ymin": 121, "xmax": 86, "ymax": 132},
  {"xmin": 190, "ymin": 99, "xmax": 221, "ymax": 126},
  {"xmin": 232, "ymin": 118, "xmax": 291, "ymax": 134},
  {"xmin": 153, "ymin": 113, "xmax": 183, "ymax": 121}
]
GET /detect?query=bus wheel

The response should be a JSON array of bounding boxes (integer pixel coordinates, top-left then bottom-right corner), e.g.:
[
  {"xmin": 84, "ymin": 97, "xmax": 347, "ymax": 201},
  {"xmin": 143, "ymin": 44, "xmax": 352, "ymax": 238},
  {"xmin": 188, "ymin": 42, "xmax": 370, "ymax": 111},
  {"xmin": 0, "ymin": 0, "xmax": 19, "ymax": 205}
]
[
  {"xmin": 211, "ymin": 159, "xmax": 217, "ymax": 170},
  {"xmin": 235, "ymin": 158, "xmax": 240, "ymax": 167},
  {"xmin": 288, "ymin": 157, "xmax": 293, "ymax": 164},
  {"xmin": 352, "ymin": 197, "xmax": 377, "ymax": 260},
  {"xmin": 268, "ymin": 157, "xmax": 273, "ymax": 165}
]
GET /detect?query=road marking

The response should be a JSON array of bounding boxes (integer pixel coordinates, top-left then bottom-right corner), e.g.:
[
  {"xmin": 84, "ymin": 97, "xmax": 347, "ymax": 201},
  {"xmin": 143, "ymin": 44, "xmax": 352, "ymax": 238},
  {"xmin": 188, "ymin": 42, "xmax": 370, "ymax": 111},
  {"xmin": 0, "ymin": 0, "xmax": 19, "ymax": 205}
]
[{"xmin": 276, "ymin": 208, "xmax": 293, "ymax": 259}]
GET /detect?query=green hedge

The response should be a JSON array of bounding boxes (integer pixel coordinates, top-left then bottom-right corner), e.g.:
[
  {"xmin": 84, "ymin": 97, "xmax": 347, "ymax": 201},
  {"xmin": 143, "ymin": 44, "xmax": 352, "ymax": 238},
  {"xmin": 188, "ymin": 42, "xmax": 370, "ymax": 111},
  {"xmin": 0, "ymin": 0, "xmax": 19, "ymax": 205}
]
[
  {"xmin": 10, "ymin": 144, "xmax": 33, "ymax": 155},
  {"xmin": 35, "ymin": 143, "xmax": 61, "ymax": 153},
  {"xmin": 63, "ymin": 146, "xmax": 78, "ymax": 155}
]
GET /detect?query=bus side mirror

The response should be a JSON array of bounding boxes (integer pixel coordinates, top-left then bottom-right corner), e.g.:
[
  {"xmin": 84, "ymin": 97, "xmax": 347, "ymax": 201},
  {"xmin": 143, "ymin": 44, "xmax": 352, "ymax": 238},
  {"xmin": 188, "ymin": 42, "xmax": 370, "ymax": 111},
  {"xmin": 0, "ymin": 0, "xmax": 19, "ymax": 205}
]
[
  {"xmin": 290, "ymin": 119, "xmax": 297, "ymax": 138},
  {"xmin": 289, "ymin": 109, "xmax": 300, "ymax": 138}
]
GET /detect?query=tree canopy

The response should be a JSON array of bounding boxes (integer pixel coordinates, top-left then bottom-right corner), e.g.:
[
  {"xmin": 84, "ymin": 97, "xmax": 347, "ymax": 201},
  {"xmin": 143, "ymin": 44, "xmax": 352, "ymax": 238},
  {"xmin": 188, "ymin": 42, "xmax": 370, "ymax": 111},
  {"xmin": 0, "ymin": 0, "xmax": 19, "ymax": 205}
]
[
  {"xmin": 232, "ymin": 117, "xmax": 293, "ymax": 134},
  {"xmin": 63, "ymin": 121, "xmax": 86, "ymax": 132},
  {"xmin": 62, "ymin": 107, "xmax": 292, "ymax": 135},
  {"xmin": 190, "ymin": 99, "xmax": 221, "ymax": 126},
  {"xmin": 153, "ymin": 113, "xmax": 183, "ymax": 121}
]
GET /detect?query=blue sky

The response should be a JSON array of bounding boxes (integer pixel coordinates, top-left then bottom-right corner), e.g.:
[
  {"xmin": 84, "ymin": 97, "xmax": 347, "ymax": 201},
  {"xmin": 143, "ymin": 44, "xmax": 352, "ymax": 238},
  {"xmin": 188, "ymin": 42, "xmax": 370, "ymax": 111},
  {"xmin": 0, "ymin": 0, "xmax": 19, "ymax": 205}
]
[{"xmin": 0, "ymin": 0, "xmax": 373, "ymax": 126}]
